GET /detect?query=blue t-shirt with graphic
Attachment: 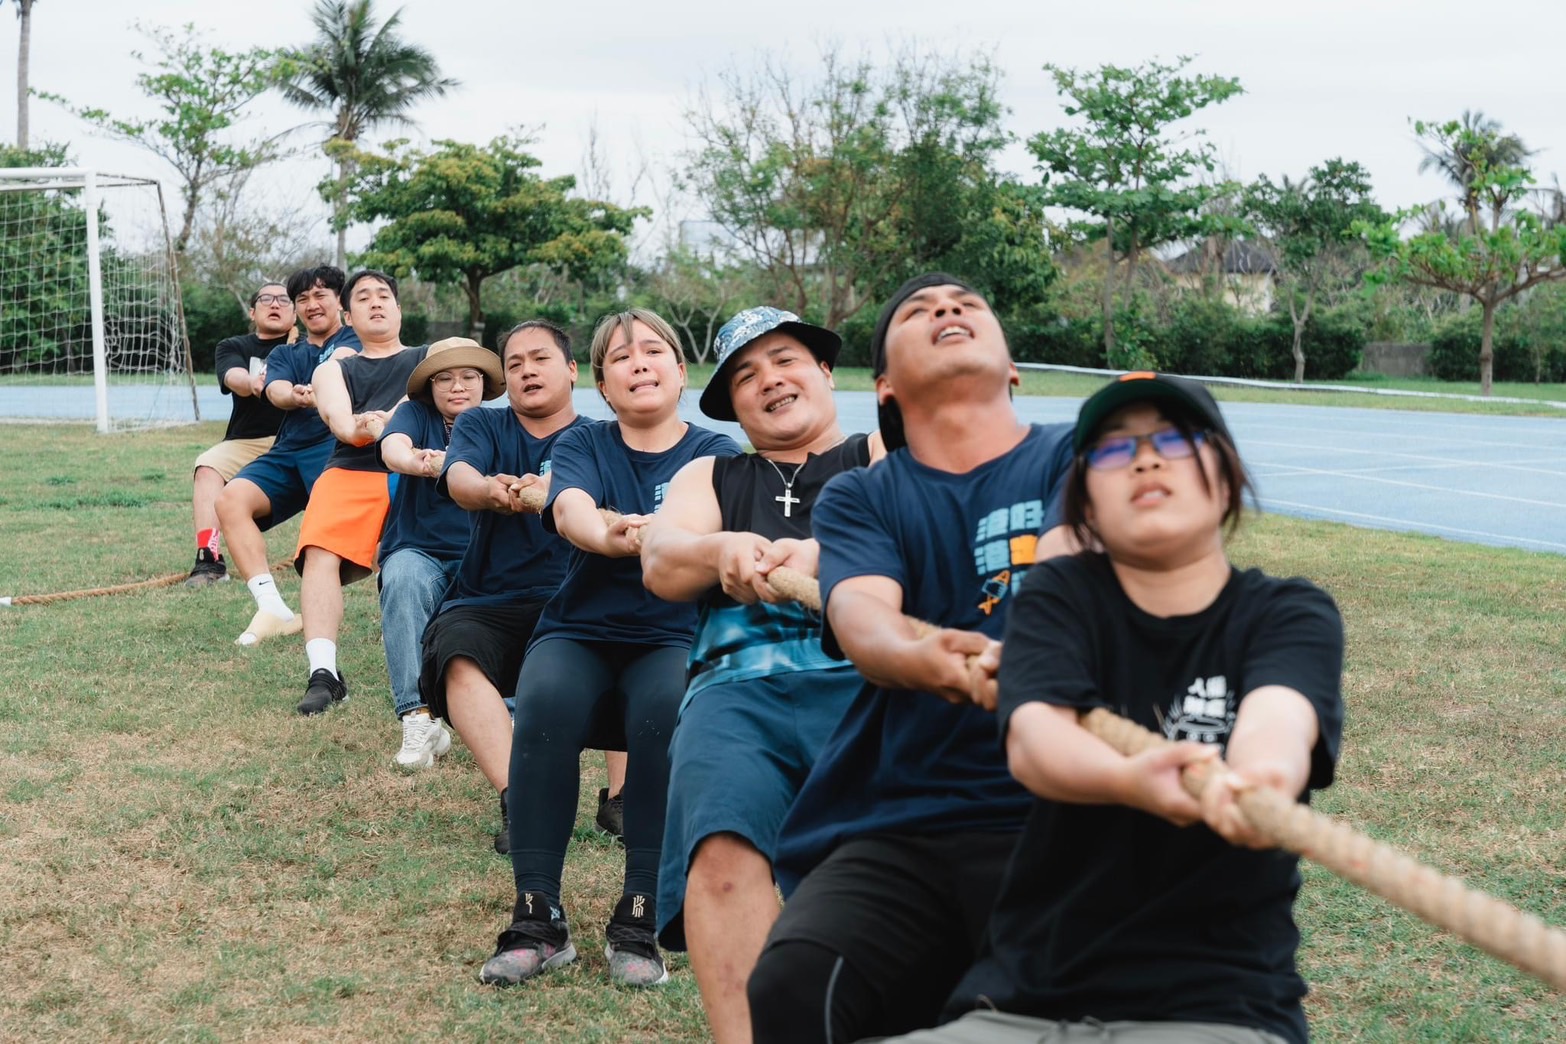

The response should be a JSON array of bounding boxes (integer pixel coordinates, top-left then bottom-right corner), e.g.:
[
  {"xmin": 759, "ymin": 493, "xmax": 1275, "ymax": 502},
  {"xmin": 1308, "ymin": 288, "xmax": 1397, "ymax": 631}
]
[
  {"xmin": 535, "ymin": 420, "xmax": 741, "ymax": 648},
  {"xmin": 436, "ymin": 409, "xmax": 590, "ymax": 610},
  {"xmin": 264, "ymin": 326, "xmax": 362, "ymax": 451},
  {"xmin": 377, "ymin": 399, "xmax": 470, "ymax": 563},
  {"xmin": 773, "ymin": 422, "xmax": 1076, "ymax": 894}
]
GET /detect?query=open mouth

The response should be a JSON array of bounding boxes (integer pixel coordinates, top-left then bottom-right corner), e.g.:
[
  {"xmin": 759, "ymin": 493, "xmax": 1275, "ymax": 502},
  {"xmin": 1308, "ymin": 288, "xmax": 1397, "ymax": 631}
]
[
  {"xmin": 628, "ymin": 378, "xmax": 660, "ymax": 393},
  {"xmin": 521, "ymin": 381, "xmax": 544, "ymax": 394},
  {"xmin": 1131, "ymin": 483, "xmax": 1171, "ymax": 507},
  {"xmin": 933, "ymin": 321, "xmax": 975, "ymax": 344},
  {"xmin": 764, "ymin": 394, "xmax": 798, "ymax": 413}
]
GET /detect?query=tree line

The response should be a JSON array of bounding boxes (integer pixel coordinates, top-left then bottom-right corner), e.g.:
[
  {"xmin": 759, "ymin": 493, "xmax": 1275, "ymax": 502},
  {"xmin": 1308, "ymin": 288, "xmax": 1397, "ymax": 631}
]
[{"xmin": 9, "ymin": 1, "xmax": 1566, "ymax": 391}]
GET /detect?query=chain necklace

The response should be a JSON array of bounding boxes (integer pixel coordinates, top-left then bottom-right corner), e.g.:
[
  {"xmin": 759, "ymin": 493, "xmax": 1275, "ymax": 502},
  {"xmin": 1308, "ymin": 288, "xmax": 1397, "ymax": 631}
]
[{"xmin": 764, "ymin": 456, "xmax": 808, "ymax": 518}]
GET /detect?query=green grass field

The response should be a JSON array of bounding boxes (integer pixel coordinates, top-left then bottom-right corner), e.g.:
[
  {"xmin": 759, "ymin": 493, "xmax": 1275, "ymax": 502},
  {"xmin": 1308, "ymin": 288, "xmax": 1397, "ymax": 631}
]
[{"xmin": 2, "ymin": 422, "xmax": 1564, "ymax": 1042}]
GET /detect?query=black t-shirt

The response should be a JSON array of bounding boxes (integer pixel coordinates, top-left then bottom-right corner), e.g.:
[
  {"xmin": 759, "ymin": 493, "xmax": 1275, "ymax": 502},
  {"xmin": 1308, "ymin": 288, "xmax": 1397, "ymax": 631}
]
[
  {"xmin": 947, "ymin": 553, "xmax": 1345, "ymax": 1044},
  {"xmin": 214, "ymin": 333, "xmax": 288, "ymax": 440},
  {"xmin": 326, "ymin": 345, "xmax": 430, "ymax": 471}
]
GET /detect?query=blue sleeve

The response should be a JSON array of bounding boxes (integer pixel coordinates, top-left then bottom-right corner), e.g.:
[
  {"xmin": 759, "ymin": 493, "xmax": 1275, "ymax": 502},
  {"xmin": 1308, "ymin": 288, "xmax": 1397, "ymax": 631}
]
[
  {"xmin": 1039, "ymin": 424, "xmax": 1076, "ymax": 532},
  {"xmin": 704, "ymin": 432, "xmax": 743, "ymax": 459},
  {"xmin": 377, "ymin": 400, "xmax": 427, "ymax": 468},
  {"xmin": 264, "ymin": 343, "xmax": 301, "ymax": 394},
  {"xmin": 327, "ymin": 326, "xmax": 362, "ymax": 351},
  {"xmin": 439, "ymin": 409, "xmax": 496, "ymax": 496},
  {"xmin": 812, "ymin": 468, "xmax": 904, "ymax": 659},
  {"xmin": 540, "ymin": 424, "xmax": 602, "ymax": 534}
]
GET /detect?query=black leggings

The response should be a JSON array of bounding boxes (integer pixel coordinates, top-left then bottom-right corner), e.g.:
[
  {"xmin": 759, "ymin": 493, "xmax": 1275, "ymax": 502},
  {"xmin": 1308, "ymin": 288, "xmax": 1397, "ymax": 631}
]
[{"xmin": 508, "ymin": 637, "xmax": 687, "ymax": 905}]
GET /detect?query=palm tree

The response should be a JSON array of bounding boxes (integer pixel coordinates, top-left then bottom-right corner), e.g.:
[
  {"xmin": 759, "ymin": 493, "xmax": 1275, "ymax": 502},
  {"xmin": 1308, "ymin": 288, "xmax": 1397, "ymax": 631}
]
[
  {"xmin": 9, "ymin": 0, "xmax": 37, "ymax": 149},
  {"xmin": 1417, "ymin": 110, "xmax": 1533, "ymax": 235},
  {"xmin": 281, "ymin": 0, "xmax": 457, "ymax": 267}
]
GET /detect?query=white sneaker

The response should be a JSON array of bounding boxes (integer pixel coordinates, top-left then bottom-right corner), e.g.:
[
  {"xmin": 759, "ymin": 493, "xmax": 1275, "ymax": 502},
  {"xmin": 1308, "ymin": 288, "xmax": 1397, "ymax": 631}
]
[{"xmin": 395, "ymin": 712, "xmax": 452, "ymax": 771}]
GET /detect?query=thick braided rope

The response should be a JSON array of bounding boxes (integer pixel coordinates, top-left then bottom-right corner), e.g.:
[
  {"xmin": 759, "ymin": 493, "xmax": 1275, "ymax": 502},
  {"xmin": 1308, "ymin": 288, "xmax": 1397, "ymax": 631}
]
[
  {"xmin": 509, "ymin": 485, "xmax": 1566, "ymax": 990},
  {"xmin": 2, "ymin": 557, "xmax": 298, "ymax": 608},
  {"xmin": 1079, "ymin": 707, "xmax": 1566, "ymax": 993},
  {"xmin": 2, "ymin": 571, "xmax": 187, "ymax": 606}
]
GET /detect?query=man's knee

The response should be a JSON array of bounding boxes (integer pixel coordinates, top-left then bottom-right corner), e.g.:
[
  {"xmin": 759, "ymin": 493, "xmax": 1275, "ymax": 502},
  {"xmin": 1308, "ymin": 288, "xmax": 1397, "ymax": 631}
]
[
  {"xmin": 217, "ymin": 479, "xmax": 269, "ymax": 525},
  {"xmin": 748, "ymin": 940, "xmax": 871, "ymax": 1044},
  {"xmin": 690, "ymin": 833, "xmax": 769, "ymax": 892}
]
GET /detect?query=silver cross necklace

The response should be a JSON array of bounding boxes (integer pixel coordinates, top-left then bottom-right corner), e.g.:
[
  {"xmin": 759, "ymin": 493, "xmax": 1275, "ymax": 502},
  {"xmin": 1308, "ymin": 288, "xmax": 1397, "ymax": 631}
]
[{"xmin": 764, "ymin": 456, "xmax": 807, "ymax": 518}]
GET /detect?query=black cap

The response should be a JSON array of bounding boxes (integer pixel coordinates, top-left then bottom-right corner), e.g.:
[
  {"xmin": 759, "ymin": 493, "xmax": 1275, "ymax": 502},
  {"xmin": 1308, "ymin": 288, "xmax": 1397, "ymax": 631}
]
[
  {"xmin": 869, "ymin": 272, "xmax": 979, "ymax": 451},
  {"xmin": 1074, "ymin": 372, "xmax": 1232, "ymax": 453}
]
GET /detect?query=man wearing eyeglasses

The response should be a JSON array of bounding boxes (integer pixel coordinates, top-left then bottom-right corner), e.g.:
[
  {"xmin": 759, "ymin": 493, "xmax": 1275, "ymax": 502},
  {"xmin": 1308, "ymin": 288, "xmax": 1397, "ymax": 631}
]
[
  {"xmin": 373, "ymin": 337, "xmax": 505, "ymax": 769},
  {"xmin": 184, "ymin": 281, "xmax": 296, "ymax": 588}
]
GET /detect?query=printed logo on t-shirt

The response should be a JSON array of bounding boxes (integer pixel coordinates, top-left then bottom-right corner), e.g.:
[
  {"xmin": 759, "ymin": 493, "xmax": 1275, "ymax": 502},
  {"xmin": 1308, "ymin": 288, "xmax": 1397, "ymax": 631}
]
[
  {"xmin": 539, "ymin": 458, "xmax": 552, "ymax": 477},
  {"xmin": 1163, "ymin": 675, "xmax": 1235, "ymax": 745},
  {"xmin": 972, "ymin": 499, "xmax": 1043, "ymax": 614},
  {"xmin": 654, "ymin": 481, "xmax": 669, "ymax": 508}
]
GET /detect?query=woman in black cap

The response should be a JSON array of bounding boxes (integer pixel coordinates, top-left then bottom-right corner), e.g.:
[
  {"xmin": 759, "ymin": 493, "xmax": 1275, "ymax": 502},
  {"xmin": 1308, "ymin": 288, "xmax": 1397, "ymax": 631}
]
[{"xmin": 894, "ymin": 373, "xmax": 1345, "ymax": 1044}]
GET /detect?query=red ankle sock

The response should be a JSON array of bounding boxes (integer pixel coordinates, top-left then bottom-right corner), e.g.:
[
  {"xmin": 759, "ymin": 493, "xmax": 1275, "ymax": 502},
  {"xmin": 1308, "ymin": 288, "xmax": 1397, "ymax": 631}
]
[{"xmin": 197, "ymin": 528, "xmax": 220, "ymax": 555}]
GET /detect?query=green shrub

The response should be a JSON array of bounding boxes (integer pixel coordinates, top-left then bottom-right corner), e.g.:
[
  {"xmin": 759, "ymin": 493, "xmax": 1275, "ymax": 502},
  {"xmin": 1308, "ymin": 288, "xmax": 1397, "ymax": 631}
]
[{"xmin": 181, "ymin": 283, "xmax": 247, "ymax": 374}]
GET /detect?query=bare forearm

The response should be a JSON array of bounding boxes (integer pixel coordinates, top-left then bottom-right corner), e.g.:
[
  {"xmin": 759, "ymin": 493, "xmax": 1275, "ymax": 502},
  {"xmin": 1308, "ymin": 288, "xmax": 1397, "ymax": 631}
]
[
  {"xmin": 379, "ymin": 436, "xmax": 423, "ymax": 477},
  {"xmin": 554, "ymin": 494, "xmax": 615, "ymax": 555},
  {"xmin": 641, "ymin": 528, "xmax": 727, "ymax": 601},
  {"xmin": 222, "ymin": 367, "xmax": 252, "ymax": 396},
  {"xmin": 445, "ymin": 463, "xmax": 492, "ymax": 510},
  {"xmin": 828, "ymin": 588, "xmax": 931, "ymax": 691},
  {"xmin": 1224, "ymin": 686, "xmax": 1318, "ymax": 798},
  {"xmin": 1006, "ymin": 703, "xmax": 1131, "ymax": 804}
]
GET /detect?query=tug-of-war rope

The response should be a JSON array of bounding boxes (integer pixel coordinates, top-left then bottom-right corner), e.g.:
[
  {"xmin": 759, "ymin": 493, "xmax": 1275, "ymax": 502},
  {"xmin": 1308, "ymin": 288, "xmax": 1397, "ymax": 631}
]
[
  {"xmin": 0, "ymin": 558, "xmax": 300, "ymax": 607},
  {"xmin": 10, "ymin": 487, "xmax": 1564, "ymax": 991}
]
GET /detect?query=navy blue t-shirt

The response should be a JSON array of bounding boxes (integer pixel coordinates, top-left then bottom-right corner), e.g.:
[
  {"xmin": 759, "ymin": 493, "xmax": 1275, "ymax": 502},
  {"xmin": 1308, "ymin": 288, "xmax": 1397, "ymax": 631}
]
[
  {"xmin": 377, "ymin": 399, "xmax": 470, "ymax": 563},
  {"xmin": 436, "ymin": 409, "xmax": 590, "ymax": 610},
  {"xmin": 264, "ymin": 326, "xmax": 362, "ymax": 451},
  {"xmin": 535, "ymin": 420, "xmax": 741, "ymax": 648},
  {"xmin": 773, "ymin": 423, "xmax": 1075, "ymax": 894}
]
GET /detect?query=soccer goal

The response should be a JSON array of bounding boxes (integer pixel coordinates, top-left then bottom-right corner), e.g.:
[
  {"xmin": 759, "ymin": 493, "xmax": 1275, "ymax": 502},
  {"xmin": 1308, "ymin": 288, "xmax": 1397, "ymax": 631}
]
[{"xmin": 0, "ymin": 167, "xmax": 199, "ymax": 431}]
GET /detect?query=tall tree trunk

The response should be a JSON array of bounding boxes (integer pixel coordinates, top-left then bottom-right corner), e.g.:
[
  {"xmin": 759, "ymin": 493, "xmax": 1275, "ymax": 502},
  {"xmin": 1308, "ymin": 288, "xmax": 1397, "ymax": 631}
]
[
  {"xmin": 1290, "ymin": 287, "xmax": 1313, "ymax": 384},
  {"xmin": 15, "ymin": 0, "xmax": 32, "ymax": 150},
  {"xmin": 463, "ymin": 275, "xmax": 484, "ymax": 341},
  {"xmin": 1101, "ymin": 221, "xmax": 1117, "ymax": 364},
  {"xmin": 175, "ymin": 187, "xmax": 198, "ymax": 254},
  {"xmin": 333, "ymin": 155, "xmax": 351, "ymax": 270},
  {"xmin": 1478, "ymin": 298, "xmax": 1496, "ymax": 396}
]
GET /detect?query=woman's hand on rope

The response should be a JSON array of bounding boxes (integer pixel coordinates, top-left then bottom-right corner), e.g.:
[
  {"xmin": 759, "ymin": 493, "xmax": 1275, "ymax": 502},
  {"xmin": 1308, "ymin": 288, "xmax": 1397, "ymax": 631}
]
[{"xmin": 1116, "ymin": 742, "xmax": 1218, "ymax": 827}]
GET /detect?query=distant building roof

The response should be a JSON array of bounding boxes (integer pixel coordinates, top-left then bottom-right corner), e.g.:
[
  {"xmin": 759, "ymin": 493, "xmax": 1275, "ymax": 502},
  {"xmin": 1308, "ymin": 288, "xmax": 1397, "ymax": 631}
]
[{"xmin": 1166, "ymin": 239, "xmax": 1278, "ymax": 276}]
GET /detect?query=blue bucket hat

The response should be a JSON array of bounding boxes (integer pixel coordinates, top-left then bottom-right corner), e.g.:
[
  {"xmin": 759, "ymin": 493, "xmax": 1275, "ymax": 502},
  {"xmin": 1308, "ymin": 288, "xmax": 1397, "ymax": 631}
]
[{"xmin": 699, "ymin": 306, "xmax": 842, "ymax": 422}]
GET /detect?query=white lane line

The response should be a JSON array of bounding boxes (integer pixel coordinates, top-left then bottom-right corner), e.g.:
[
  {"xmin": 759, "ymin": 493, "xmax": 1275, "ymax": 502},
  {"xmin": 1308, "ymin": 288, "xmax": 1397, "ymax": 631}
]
[
  {"xmin": 1261, "ymin": 499, "xmax": 1566, "ymax": 552},
  {"xmin": 1240, "ymin": 436, "xmax": 1566, "ymax": 476},
  {"xmin": 1249, "ymin": 463, "xmax": 1566, "ymax": 509},
  {"xmin": 1252, "ymin": 459, "xmax": 1566, "ymax": 478}
]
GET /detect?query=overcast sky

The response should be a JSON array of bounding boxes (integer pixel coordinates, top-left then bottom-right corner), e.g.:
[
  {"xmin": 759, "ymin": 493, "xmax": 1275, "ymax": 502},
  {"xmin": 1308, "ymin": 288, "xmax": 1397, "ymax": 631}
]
[{"xmin": 6, "ymin": 0, "xmax": 1565, "ymax": 253}]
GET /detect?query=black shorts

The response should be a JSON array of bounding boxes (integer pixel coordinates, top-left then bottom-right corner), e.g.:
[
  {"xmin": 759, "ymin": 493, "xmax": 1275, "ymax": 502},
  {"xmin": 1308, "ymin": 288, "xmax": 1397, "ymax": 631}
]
[
  {"xmin": 759, "ymin": 831, "xmax": 1019, "ymax": 1035},
  {"xmin": 418, "ymin": 599, "xmax": 547, "ymax": 720}
]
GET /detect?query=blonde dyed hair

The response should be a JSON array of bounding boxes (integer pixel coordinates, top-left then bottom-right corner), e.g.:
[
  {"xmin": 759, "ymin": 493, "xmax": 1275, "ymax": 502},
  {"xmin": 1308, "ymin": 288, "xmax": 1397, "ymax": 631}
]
[{"xmin": 588, "ymin": 308, "xmax": 687, "ymax": 388}]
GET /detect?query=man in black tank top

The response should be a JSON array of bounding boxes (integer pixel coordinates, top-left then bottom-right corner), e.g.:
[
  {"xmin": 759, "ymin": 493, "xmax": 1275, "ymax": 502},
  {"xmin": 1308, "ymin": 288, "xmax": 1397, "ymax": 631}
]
[
  {"xmin": 292, "ymin": 270, "xmax": 430, "ymax": 717},
  {"xmin": 641, "ymin": 306, "xmax": 883, "ymax": 1043}
]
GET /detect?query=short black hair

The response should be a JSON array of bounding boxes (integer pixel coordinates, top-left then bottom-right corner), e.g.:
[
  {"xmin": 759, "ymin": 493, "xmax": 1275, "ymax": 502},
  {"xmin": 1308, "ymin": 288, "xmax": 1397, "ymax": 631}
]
[
  {"xmin": 340, "ymin": 269, "xmax": 399, "ymax": 309},
  {"xmin": 501, "ymin": 320, "xmax": 573, "ymax": 365},
  {"xmin": 248, "ymin": 281, "xmax": 287, "ymax": 308},
  {"xmin": 285, "ymin": 264, "xmax": 346, "ymax": 302}
]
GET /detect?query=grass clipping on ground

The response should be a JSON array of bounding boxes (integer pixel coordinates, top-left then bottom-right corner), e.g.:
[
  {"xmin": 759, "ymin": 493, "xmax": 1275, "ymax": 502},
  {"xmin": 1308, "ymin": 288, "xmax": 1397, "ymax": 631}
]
[{"xmin": 1, "ymin": 423, "xmax": 1563, "ymax": 1042}]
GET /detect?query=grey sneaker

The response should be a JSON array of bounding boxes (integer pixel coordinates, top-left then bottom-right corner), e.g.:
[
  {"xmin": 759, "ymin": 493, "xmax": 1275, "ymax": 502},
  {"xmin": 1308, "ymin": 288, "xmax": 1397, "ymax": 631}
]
[
  {"xmin": 479, "ymin": 894, "xmax": 577, "ymax": 987},
  {"xmin": 604, "ymin": 893, "xmax": 668, "ymax": 987},
  {"xmin": 296, "ymin": 669, "xmax": 347, "ymax": 716}
]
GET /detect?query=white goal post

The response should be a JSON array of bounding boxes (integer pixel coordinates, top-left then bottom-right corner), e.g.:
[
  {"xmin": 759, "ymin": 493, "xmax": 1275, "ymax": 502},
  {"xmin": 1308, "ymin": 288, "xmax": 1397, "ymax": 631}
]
[{"xmin": 0, "ymin": 167, "xmax": 199, "ymax": 431}]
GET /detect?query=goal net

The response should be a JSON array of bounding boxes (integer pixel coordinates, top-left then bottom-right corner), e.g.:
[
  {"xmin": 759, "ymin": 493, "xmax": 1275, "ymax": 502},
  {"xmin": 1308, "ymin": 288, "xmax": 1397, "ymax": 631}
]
[{"xmin": 0, "ymin": 168, "xmax": 199, "ymax": 431}]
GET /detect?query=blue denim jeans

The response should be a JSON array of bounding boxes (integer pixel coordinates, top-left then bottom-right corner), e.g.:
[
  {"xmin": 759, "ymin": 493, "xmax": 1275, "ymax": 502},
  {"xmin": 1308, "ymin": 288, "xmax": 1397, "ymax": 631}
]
[{"xmin": 379, "ymin": 548, "xmax": 460, "ymax": 718}]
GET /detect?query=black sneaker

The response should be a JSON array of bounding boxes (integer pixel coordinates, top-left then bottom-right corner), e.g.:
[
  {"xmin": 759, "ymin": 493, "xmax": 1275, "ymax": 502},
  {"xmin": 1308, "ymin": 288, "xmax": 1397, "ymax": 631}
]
[
  {"xmin": 596, "ymin": 787, "xmax": 624, "ymax": 842},
  {"xmin": 479, "ymin": 893, "xmax": 577, "ymax": 986},
  {"xmin": 184, "ymin": 548, "xmax": 229, "ymax": 588},
  {"xmin": 494, "ymin": 788, "xmax": 510, "ymax": 856},
  {"xmin": 296, "ymin": 668, "xmax": 348, "ymax": 716},
  {"xmin": 605, "ymin": 893, "xmax": 668, "ymax": 986}
]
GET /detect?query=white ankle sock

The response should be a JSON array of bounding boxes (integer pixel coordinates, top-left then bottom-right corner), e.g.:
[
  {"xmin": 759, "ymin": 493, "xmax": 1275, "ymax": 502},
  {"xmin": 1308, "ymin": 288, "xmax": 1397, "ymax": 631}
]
[
  {"xmin": 306, "ymin": 639, "xmax": 337, "ymax": 676},
  {"xmin": 246, "ymin": 575, "xmax": 294, "ymax": 619}
]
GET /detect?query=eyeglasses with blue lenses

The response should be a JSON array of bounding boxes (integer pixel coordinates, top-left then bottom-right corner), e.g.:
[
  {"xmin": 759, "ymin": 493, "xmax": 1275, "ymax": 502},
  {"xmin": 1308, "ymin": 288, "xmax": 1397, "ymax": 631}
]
[{"xmin": 1085, "ymin": 428, "xmax": 1207, "ymax": 471}]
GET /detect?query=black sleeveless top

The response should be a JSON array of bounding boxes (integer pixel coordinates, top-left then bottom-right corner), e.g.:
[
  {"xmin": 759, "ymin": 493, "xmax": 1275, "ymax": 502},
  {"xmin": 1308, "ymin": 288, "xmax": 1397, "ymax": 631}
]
[
  {"xmin": 685, "ymin": 432, "xmax": 874, "ymax": 702},
  {"xmin": 327, "ymin": 345, "xmax": 430, "ymax": 471}
]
